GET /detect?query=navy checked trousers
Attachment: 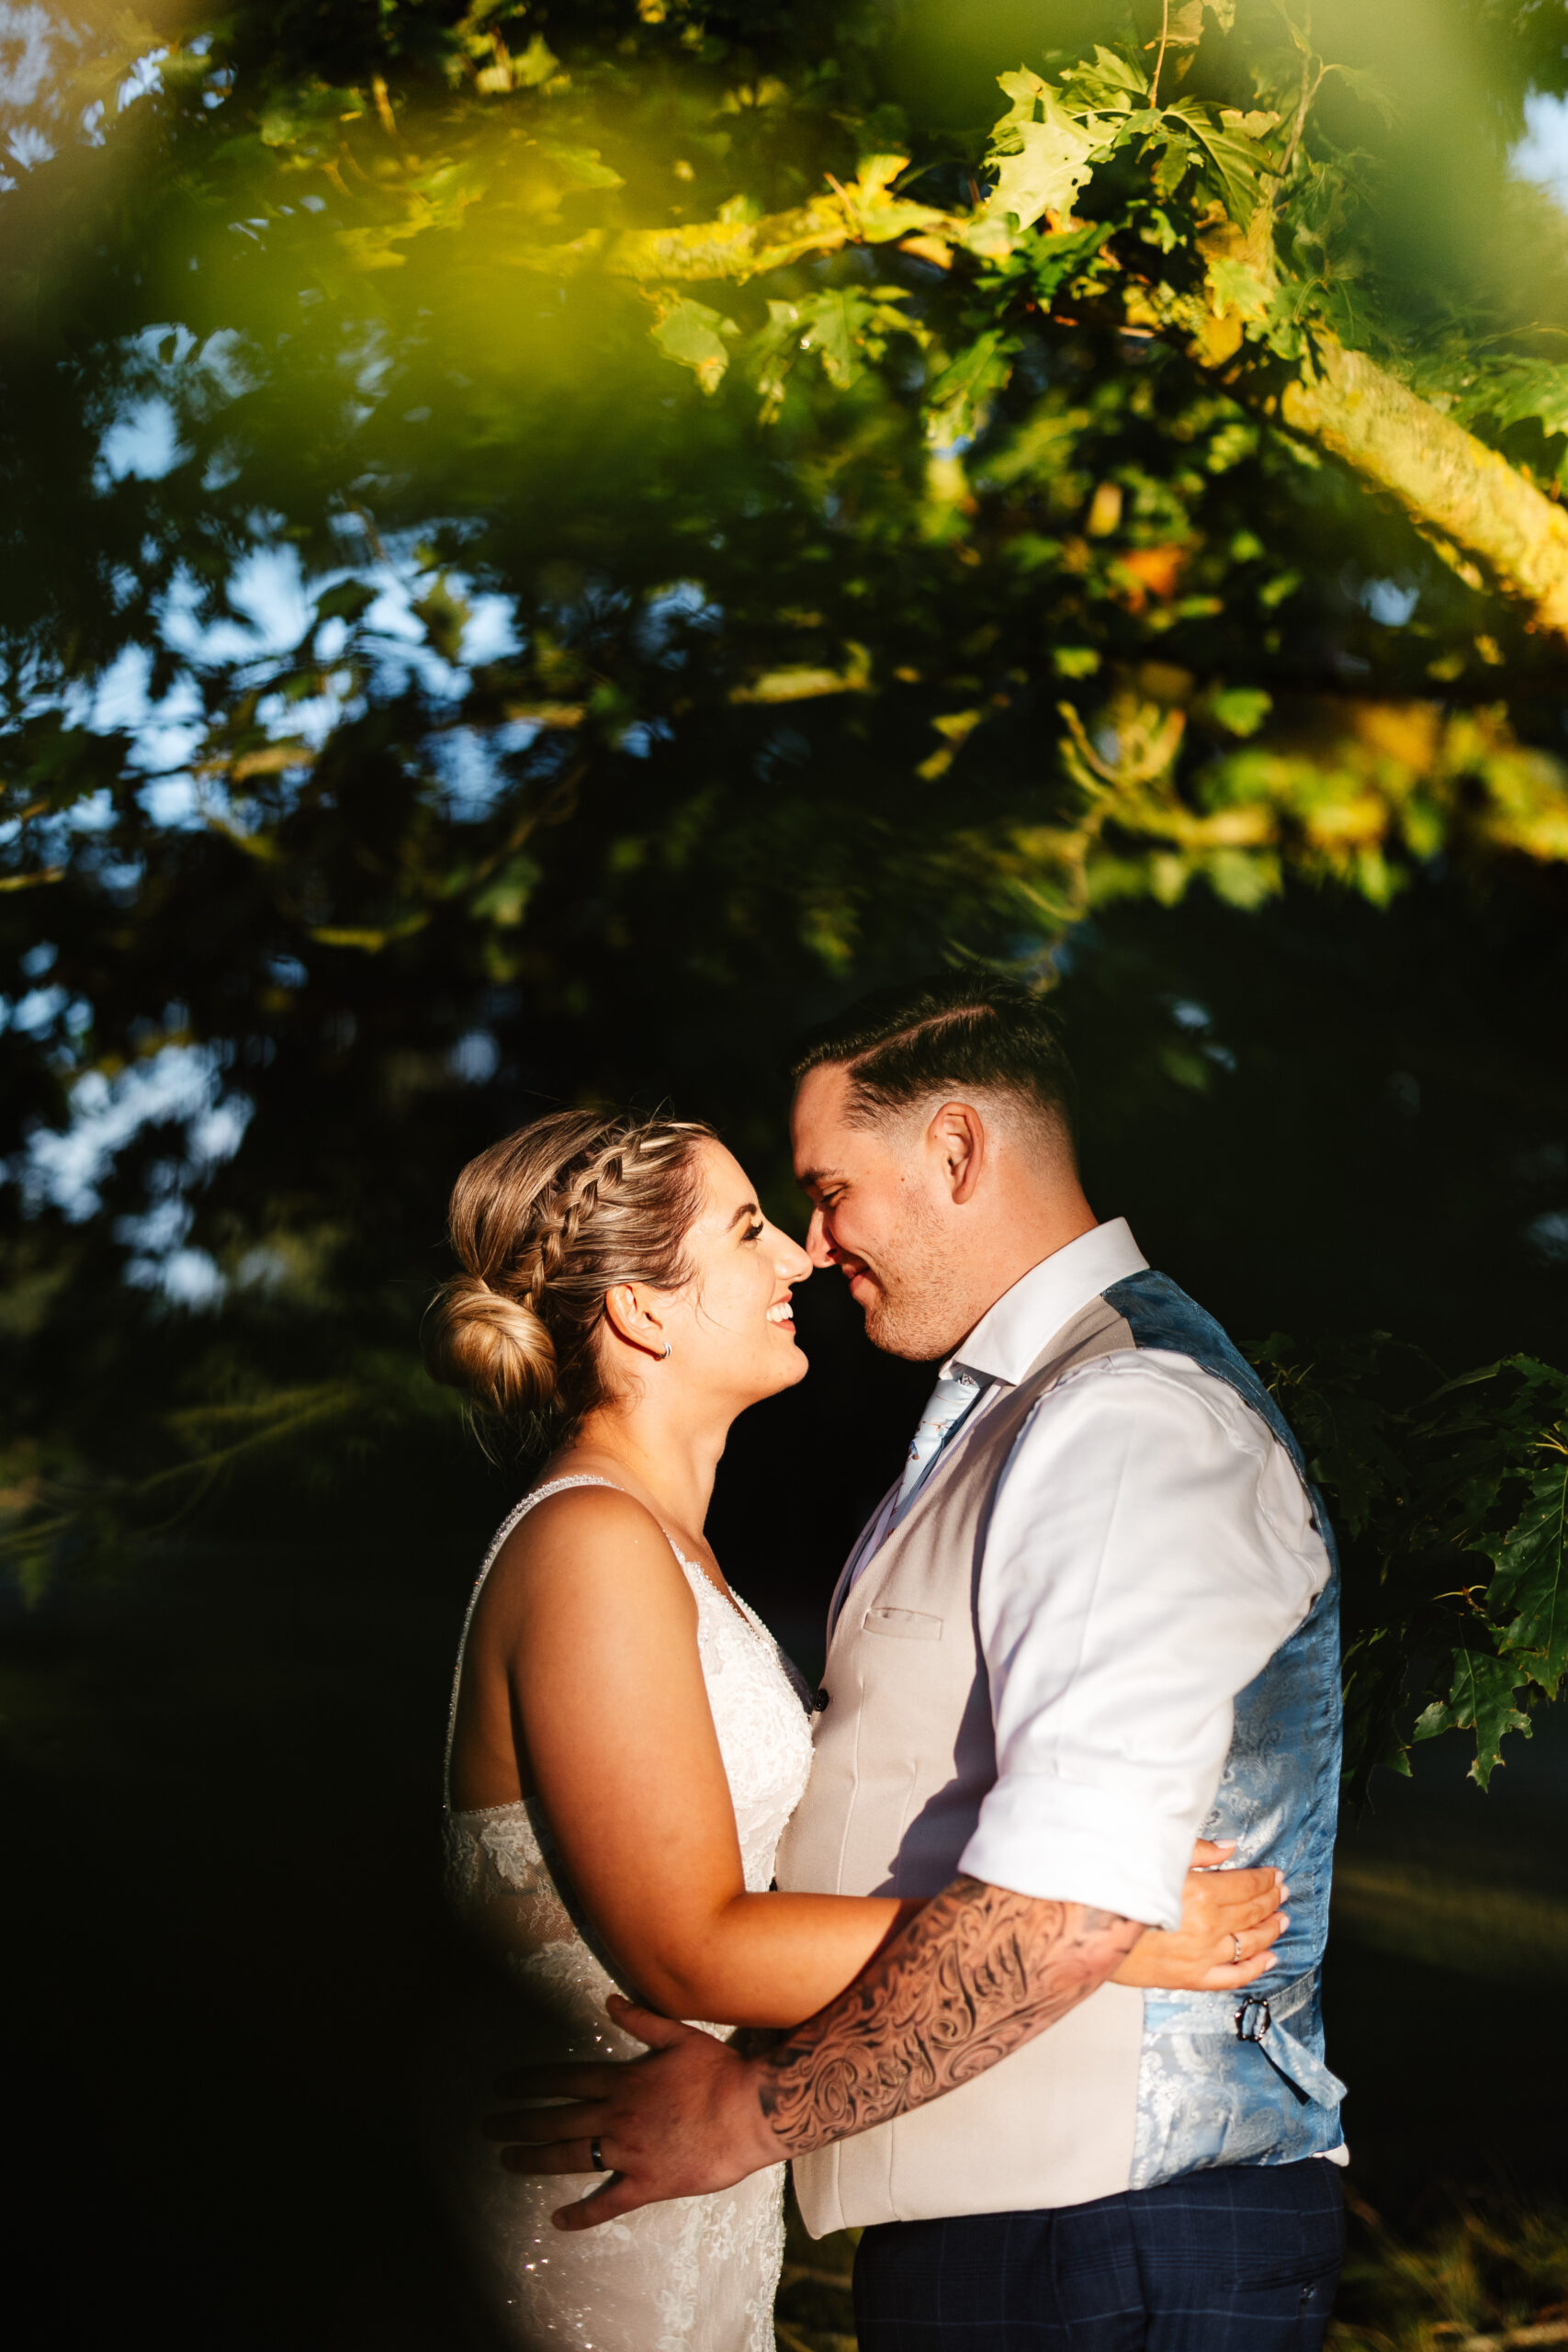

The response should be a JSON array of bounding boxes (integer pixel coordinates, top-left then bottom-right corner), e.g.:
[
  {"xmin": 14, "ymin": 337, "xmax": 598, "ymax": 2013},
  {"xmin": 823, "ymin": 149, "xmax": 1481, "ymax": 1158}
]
[{"xmin": 852, "ymin": 2159, "xmax": 1346, "ymax": 2350}]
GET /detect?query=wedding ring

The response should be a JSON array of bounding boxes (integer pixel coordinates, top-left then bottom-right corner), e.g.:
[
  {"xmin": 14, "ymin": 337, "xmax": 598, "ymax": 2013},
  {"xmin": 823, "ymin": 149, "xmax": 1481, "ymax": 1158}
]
[
  {"xmin": 1231, "ymin": 1933, "xmax": 1243, "ymax": 1965},
  {"xmin": 590, "ymin": 2138, "xmax": 606, "ymax": 2174}
]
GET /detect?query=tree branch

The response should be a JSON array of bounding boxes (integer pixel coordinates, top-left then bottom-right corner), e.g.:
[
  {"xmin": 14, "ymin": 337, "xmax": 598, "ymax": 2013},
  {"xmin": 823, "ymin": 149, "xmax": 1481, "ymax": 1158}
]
[
  {"xmin": 1149, "ymin": 1, "xmax": 1172, "ymax": 112},
  {"xmin": 599, "ymin": 170, "xmax": 1568, "ymax": 647},
  {"xmin": 1269, "ymin": 331, "xmax": 1568, "ymax": 639}
]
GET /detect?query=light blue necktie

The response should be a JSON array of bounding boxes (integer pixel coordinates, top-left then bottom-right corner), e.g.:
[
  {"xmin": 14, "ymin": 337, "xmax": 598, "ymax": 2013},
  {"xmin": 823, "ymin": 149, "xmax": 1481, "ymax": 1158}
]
[{"xmin": 892, "ymin": 1367, "xmax": 988, "ymax": 1524}]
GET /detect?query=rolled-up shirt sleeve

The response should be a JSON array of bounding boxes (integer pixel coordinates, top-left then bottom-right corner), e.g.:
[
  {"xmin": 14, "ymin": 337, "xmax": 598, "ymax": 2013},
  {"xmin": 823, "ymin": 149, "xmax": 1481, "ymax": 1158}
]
[{"xmin": 957, "ymin": 1351, "xmax": 1330, "ymax": 1929}]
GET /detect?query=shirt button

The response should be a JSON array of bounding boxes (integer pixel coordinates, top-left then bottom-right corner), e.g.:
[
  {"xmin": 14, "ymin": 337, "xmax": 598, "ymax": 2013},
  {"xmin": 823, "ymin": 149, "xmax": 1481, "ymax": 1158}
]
[{"xmin": 815, "ymin": 1688, "xmax": 830, "ymax": 1713}]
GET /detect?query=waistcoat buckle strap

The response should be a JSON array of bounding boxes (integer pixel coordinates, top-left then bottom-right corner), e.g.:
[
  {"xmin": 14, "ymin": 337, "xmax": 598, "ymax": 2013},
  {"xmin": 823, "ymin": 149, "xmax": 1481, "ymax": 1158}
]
[{"xmin": 1234, "ymin": 1991, "xmax": 1311, "ymax": 2107}]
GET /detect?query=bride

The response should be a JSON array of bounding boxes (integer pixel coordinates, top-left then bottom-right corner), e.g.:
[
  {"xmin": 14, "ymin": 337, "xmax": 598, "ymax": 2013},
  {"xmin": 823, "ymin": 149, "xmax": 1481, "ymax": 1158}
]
[{"xmin": 425, "ymin": 1107, "xmax": 1285, "ymax": 2352}]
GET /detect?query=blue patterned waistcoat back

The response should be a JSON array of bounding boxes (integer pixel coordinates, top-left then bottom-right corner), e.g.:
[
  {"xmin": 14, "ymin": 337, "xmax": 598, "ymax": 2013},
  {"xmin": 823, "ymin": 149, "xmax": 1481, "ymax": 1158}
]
[{"xmin": 1103, "ymin": 1270, "xmax": 1348, "ymax": 2183}]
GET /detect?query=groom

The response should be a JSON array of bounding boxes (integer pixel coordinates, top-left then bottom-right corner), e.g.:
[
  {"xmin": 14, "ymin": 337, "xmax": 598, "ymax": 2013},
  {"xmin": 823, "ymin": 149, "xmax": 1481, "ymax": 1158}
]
[{"xmin": 502, "ymin": 973, "xmax": 1348, "ymax": 2347}]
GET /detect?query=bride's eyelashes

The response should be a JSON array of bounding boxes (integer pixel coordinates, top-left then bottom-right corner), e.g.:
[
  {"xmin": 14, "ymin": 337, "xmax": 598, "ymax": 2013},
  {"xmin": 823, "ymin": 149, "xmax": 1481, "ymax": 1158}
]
[{"xmin": 742, "ymin": 1219, "xmax": 765, "ymax": 1243}]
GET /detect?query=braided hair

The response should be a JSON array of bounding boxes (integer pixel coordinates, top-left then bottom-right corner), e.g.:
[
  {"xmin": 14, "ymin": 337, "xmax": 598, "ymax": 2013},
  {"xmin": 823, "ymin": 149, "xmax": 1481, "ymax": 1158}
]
[{"xmin": 423, "ymin": 1107, "xmax": 716, "ymax": 1447}]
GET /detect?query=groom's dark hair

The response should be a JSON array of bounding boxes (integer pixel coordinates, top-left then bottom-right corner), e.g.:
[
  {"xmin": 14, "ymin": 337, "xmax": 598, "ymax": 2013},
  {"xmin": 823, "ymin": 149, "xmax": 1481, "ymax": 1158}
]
[{"xmin": 789, "ymin": 972, "xmax": 1077, "ymax": 1152}]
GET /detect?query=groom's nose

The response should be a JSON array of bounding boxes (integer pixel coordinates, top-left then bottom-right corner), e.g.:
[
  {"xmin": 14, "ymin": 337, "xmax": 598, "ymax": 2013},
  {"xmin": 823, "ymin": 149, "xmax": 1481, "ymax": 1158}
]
[{"xmin": 805, "ymin": 1205, "xmax": 835, "ymax": 1265}]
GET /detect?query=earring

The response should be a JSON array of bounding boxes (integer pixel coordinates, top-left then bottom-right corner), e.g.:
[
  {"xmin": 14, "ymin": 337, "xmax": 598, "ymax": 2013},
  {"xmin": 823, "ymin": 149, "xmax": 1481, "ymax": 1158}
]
[{"xmin": 659, "ymin": 1341, "xmax": 672, "ymax": 1361}]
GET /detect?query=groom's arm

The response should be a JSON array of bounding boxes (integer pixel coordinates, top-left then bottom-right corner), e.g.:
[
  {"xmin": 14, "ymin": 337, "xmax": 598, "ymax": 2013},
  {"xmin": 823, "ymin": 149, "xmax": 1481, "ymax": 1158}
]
[
  {"xmin": 752, "ymin": 1874, "xmax": 1143, "ymax": 2154},
  {"xmin": 491, "ymin": 1875, "xmax": 1144, "ymax": 2225}
]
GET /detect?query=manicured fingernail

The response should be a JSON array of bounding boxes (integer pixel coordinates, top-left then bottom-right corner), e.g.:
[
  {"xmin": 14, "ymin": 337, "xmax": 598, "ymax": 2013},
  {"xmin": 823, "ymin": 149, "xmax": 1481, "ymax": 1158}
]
[{"xmin": 1280, "ymin": 1883, "xmax": 1290, "ymax": 1898}]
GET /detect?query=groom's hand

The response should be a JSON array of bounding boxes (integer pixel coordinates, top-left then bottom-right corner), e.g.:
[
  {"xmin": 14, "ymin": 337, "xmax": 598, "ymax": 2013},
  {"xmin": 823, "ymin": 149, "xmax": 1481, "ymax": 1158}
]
[
  {"xmin": 490, "ymin": 1875, "xmax": 1144, "ymax": 2222},
  {"xmin": 483, "ymin": 1996, "xmax": 784, "ymax": 2232}
]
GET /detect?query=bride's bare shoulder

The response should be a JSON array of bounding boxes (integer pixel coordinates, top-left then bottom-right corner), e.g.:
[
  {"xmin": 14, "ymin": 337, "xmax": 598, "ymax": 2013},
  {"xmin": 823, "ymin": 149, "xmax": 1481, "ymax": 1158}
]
[{"xmin": 488, "ymin": 1476, "xmax": 682, "ymax": 1600}]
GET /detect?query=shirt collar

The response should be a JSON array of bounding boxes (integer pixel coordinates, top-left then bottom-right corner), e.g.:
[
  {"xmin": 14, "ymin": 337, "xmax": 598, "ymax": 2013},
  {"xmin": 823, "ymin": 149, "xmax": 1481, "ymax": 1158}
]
[{"xmin": 942, "ymin": 1217, "xmax": 1149, "ymax": 1388}]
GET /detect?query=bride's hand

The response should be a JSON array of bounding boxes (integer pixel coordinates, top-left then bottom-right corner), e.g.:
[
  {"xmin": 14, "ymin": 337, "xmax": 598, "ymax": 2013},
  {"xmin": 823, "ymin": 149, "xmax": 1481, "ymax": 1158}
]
[{"xmin": 1111, "ymin": 1839, "xmax": 1287, "ymax": 1991}]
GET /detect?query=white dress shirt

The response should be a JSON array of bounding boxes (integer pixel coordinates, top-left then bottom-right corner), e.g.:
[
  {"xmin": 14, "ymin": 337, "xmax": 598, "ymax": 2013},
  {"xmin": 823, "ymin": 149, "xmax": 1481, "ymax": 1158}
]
[{"xmin": 874, "ymin": 1220, "xmax": 1332, "ymax": 1931}]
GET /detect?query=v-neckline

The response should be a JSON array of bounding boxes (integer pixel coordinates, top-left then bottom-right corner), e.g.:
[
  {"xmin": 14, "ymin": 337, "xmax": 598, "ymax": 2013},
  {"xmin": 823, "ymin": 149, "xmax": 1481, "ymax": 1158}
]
[{"xmin": 668, "ymin": 1536, "xmax": 765, "ymax": 1638}]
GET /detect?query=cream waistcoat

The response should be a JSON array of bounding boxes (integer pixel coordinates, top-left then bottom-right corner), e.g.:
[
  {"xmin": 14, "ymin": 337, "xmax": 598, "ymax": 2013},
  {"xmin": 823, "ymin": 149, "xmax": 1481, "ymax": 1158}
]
[
  {"xmin": 775, "ymin": 1296, "xmax": 1147, "ymax": 2233},
  {"xmin": 775, "ymin": 1275, "xmax": 1346, "ymax": 2233}
]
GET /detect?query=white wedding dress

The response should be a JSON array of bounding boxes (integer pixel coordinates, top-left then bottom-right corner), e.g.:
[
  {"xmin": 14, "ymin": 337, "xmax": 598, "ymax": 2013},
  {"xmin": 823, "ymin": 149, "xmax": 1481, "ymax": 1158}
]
[{"xmin": 440, "ymin": 1476, "xmax": 816, "ymax": 2351}]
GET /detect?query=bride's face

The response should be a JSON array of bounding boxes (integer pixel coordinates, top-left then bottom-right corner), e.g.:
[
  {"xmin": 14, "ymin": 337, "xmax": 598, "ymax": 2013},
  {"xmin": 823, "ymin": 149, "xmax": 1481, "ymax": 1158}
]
[{"xmin": 646, "ymin": 1140, "xmax": 814, "ymax": 1408}]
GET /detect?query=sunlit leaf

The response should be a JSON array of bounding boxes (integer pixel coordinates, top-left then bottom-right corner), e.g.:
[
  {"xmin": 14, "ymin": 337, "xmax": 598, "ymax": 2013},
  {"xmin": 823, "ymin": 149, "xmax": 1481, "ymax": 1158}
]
[
  {"xmin": 1063, "ymin": 45, "xmax": 1147, "ymax": 107},
  {"xmin": 984, "ymin": 87, "xmax": 1106, "ymax": 232},
  {"xmin": 1414, "ymin": 1649, "xmax": 1530, "ymax": 1789},
  {"xmin": 1207, "ymin": 685, "xmax": 1273, "ymax": 736},
  {"xmin": 1168, "ymin": 99, "xmax": 1276, "ymax": 223},
  {"xmin": 650, "ymin": 296, "xmax": 739, "ymax": 392},
  {"xmin": 1207, "ymin": 257, "xmax": 1272, "ymax": 321},
  {"xmin": 512, "ymin": 34, "xmax": 561, "ymax": 88}
]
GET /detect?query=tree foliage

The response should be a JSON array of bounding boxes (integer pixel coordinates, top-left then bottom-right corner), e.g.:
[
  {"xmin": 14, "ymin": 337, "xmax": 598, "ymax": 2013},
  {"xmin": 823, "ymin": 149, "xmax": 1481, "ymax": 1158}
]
[
  {"xmin": 1257, "ymin": 1337, "xmax": 1568, "ymax": 1792},
  {"xmin": 3, "ymin": 0, "xmax": 1567, "ymax": 1786}
]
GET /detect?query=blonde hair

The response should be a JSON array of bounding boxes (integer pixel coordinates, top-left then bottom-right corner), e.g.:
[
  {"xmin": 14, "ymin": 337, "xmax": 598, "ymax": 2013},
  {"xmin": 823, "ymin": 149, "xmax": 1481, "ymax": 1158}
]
[{"xmin": 423, "ymin": 1107, "xmax": 716, "ymax": 1446}]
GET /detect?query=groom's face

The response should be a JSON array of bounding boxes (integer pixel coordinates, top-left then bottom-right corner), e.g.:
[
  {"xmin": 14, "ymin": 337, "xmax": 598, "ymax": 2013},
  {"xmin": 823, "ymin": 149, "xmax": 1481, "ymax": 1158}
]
[{"xmin": 791, "ymin": 1064, "xmax": 973, "ymax": 1362}]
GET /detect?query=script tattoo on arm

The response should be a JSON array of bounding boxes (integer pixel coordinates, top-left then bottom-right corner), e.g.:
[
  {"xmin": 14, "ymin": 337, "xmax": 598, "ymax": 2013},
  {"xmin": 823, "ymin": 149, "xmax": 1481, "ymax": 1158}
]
[{"xmin": 753, "ymin": 1875, "xmax": 1145, "ymax": 2158}]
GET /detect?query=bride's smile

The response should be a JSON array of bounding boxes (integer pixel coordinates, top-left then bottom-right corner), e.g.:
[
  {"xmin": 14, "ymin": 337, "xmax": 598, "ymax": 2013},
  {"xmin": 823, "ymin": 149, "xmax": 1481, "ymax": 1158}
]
[{"xmin": 604, "ymin": 1139, "xmax": 812, "ymax": 1419}]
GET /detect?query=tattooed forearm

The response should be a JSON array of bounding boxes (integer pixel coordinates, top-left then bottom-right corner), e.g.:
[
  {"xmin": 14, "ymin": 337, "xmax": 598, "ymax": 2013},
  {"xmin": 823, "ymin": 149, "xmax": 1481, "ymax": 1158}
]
[{"xmin": 754, "ymin": 1876, "xmax": 1144, "ymax": 2157}]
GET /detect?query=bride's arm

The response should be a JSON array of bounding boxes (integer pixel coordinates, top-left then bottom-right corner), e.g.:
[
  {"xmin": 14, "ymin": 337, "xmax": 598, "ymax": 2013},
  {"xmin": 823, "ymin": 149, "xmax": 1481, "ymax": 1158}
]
[{"xmin": 478, "ymin": 1484, "xmax": 914, "ymax": 2029}]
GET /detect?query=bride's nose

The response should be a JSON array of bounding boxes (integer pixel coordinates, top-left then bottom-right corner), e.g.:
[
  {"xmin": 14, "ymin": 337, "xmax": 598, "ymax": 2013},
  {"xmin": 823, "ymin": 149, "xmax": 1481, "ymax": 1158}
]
[{"xmin": 777, "ymin": 1233, "xmax": 813, "ymax": 1283}]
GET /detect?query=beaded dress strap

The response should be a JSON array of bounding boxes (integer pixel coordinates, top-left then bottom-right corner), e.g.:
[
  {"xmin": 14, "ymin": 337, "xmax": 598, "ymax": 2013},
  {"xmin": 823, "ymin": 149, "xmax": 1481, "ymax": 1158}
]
[{"xmin": 443, "ymin": 1476, "xmax": 624, "ymax": 1808}]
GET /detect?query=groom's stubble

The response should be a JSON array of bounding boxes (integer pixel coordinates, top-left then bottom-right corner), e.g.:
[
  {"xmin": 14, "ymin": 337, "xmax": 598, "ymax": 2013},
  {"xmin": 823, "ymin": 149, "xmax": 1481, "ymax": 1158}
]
[{"xmin": 853, "ymin": 1186, "xmax": 980, "ymax": 1363}]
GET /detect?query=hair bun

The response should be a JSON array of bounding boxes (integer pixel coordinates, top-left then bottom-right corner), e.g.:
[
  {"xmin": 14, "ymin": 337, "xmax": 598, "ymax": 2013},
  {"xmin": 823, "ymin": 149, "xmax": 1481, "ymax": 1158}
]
[{"xmin": 423, "ymin": 1272, "xmax": 558, "ymax": 1423}]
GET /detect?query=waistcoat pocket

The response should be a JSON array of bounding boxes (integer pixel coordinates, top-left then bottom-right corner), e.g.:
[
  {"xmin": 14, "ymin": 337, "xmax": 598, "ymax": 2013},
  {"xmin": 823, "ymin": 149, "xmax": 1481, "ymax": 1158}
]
[{"xmin": 863, "ymin": 1605, "xmax": 943, "ymax": 1642}]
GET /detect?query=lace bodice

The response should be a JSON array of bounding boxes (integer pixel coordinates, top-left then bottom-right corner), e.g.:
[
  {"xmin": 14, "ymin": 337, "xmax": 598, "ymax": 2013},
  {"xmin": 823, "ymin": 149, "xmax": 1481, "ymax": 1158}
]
[{"xmin": 436, "ymin": 1476, "xmax": 816, "ymax": 2352}]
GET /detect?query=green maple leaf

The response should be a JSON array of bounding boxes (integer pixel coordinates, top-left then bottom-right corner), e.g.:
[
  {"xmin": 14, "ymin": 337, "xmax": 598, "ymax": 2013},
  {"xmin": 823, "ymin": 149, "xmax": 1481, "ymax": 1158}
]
[
  {"xmin": 1167, "ymin": 0, "xmax": 1237, "ymax": 40},
  {"xmin": 1065, "ymin": 45, "xmax": 1148, "ymax": 106},
  {"xmin": 1483, "ymin": 361, "xmax": 1568, "ymax": 441},
  {"xmin": 1168, "ymin": 100, "xmax": 1275, "ymax": 225},
  {"xmin": 1154, "ymin": 135, "xmax": 1193, "ymax": 198},
  {"xmin": 1414, "ymin": 1648, "xmax": 1530, "ymax": 1789},
  {"xmin": 798, "ymin": 290, "xmax": 873, "ymax": 389},
  {"xmin": 925, "ymin": 331, "xmax": 1015, "ymax": 448},
  {"xmin": 650, "ymin": 297, "xmax": 738, "ymax": 393},
  {"xmin": 1485, "ymin": 1454, "xmax": 1568, "ymax": 1690},
  {"xmin": 794, "ymin": 288, "xmax": 920, "ymax": 391},
  {"xmin": 1207, "ymin": 257, "xmax": 1271, "ymax": 321},
  {"xmin": 985, "ymin": 89, "xmax": 1105, "ymax": 232}
]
